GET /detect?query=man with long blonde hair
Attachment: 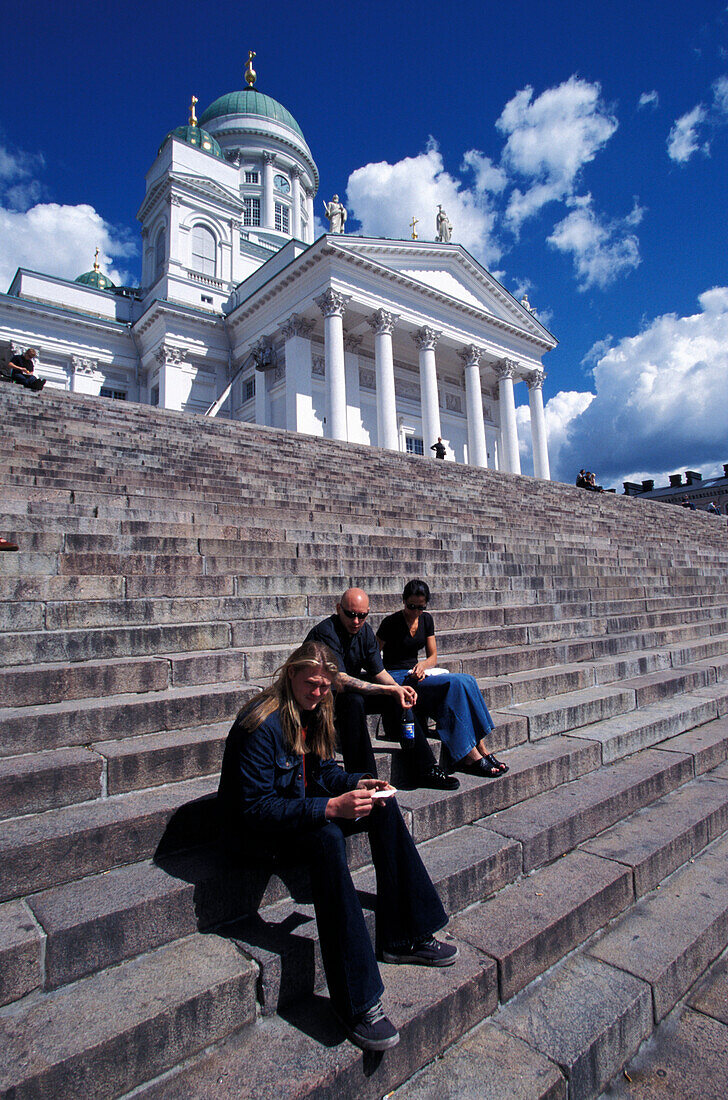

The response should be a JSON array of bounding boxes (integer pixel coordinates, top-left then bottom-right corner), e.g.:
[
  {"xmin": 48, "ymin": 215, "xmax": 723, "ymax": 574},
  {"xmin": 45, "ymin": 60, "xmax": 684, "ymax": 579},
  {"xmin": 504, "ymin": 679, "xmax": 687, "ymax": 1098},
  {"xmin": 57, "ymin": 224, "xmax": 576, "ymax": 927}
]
[{"xmin": 218, "ymin": 641, "xmax": 457, "ymax": 1053}]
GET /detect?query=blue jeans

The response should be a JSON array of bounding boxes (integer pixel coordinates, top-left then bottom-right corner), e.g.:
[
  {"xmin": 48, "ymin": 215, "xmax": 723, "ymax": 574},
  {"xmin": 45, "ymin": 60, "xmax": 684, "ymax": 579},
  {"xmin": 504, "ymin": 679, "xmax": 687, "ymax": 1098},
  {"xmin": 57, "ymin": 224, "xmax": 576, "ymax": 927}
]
[
  {"xmin": 248, "ymin": 798, "xmax": 447, "ymax": 1019},
  {"xmin": 388, "ymin": 670, "xmax": 495, "ymax": 763}
]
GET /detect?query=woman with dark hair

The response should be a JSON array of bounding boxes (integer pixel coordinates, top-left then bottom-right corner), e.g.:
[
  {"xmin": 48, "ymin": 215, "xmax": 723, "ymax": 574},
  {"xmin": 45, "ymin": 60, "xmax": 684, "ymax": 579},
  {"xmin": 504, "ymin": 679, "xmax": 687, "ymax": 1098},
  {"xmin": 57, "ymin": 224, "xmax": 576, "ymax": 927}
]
[
  {"xmin": 376, "ymin": 580, "xmax": 508, "ymax": 778},
  {"xmin": 217, "ymin": 640, "xmax": 457, "ymax": 1053}
]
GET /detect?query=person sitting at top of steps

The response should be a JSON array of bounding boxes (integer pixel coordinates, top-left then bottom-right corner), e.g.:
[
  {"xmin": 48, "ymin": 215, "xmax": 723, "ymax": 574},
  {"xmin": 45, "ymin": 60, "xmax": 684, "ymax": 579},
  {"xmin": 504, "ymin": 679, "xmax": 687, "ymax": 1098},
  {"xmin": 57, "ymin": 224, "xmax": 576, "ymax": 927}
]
[
  {"xmin": 217, "ymin": 640, "xmax": 458, "ymax": 1053},
  {"xmin": 377, "ymin": 578, "xmax": 509, "ymax": 779},
  {"xmin": 304, "ymin": 587, "xmax": 459, "ymax": 791},
  {"xmin": 1, "ymin": 347, "xmax": 45, "ymax": 392}
]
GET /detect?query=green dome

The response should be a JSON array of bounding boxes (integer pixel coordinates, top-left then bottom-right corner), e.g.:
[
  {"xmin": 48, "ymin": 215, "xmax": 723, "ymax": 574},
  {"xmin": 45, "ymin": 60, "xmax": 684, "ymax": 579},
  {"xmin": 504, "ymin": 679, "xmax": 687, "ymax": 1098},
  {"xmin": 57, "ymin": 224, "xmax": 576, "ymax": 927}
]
[
  {"xmin": 75, "ymin": 269, "xmax": 115, "ymax": 291},
  {"xmin": 160, "ymin": 124, "xmax": 223, "ymax": 158},
  {"xmin": 199, "ymin": 88, "xmax": 304, "ymax": 138}
]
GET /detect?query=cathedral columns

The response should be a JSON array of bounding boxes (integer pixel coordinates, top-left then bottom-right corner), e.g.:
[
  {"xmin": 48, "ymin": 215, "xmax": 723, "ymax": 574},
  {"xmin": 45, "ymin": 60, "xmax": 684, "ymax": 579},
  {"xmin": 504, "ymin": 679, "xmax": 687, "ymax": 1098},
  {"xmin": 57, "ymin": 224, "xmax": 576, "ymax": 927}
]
[
  {"xmin": 527, "ymin": 369, "xmax": 550, "ymax": 480},
  {"xmin": 412, "ymin": 327, "xmax": 442, "ymax": 455},
  {"xmin": 291, "ymin": 169, "xmax": 302, "ymax": 241},
  {"xmin": 367, "ymin": 309, "xmax": 399, "ymax": 450},
  {"xmin": 315, "ymin": 289, "xmax": 349, "ymax": 441},
  {"xmin": 494, "ymin": 359, "xmax": 521, "ymax": 474},
  {"xmin": 305, "ymin": 192, "xmax": 314, "ymax": 243},
  {"xmin": 459, "ymin": 345, "xmax": 488, "ymax": 468},
  {"xmin": 280, "ymin": 314, "xmax": 314, "ymax": 432},
  {"xmin": 262, "ymin": 152, "xmax": 275, "ymax": 229}
]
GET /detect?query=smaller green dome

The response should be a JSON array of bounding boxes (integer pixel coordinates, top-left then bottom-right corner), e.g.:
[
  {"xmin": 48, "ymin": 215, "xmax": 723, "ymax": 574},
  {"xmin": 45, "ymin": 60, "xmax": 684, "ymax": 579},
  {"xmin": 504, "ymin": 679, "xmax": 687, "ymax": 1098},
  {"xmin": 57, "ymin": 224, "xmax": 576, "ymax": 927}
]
[
  {"xmin": 160, "ymin": 124, "xmax": 223, "ymax": 159},
  {"xmin": 75, "ymin": 268, "xmax": 115, "ymax": 291}
]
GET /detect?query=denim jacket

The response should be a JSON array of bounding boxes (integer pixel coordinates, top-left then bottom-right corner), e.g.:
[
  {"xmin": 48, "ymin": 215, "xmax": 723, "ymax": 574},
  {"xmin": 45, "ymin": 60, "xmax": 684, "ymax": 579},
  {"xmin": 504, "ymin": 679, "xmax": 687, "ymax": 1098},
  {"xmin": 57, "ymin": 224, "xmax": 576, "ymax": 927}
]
[{"xmin": 217, "ymin": 707, "xmax": 363, "ymax": 840}]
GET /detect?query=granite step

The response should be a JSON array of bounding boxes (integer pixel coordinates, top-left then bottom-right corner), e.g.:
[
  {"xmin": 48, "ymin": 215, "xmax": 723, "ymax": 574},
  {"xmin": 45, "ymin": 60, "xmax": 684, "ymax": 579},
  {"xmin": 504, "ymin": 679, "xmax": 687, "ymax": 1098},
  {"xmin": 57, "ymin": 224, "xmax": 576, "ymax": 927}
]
[
  {"xmin": 0, "ymin": 774, "xmax": 218, "ymax": 901},
  {"xmin": 0, "ymin": 934, "xmax": 258, "ymax": 1100},
  {"xmin": 482, "ymin": 746, "xmax": 695, "ymax": 872},
  {"xmin": 588, "ymin": 822, "xmax": 728, "ymax": 1022}
]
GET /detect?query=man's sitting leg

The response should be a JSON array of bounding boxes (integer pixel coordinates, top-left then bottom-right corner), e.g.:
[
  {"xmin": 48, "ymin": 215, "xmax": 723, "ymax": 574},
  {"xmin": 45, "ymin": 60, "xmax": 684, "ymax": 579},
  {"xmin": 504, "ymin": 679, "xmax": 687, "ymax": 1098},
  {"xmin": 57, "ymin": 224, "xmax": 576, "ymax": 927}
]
[
  {"xmin": 376, "ymin": 695, "xmax": 458, "ymax": 792},
  {"xmin": 334, "ymin": 692, "xmax": 377, "ymax": 776}
]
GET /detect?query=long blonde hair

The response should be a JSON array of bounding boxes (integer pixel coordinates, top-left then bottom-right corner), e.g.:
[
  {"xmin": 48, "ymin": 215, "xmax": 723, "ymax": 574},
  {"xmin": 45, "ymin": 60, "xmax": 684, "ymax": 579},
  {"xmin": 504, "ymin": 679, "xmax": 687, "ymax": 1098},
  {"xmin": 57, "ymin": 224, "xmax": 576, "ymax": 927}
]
[{"xmin": 238, "ymin": 641, "xmax": 340, "ymax": 758}]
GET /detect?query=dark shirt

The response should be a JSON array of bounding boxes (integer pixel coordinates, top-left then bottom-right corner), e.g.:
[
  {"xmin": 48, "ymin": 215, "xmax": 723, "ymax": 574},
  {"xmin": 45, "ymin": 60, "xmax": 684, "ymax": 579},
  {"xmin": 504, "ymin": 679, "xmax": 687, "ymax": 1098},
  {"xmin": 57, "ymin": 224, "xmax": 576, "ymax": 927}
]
[
  {"xmin": 217, "ymin": 705, "xmax": 360, "ymax": 843},
  {"xmin": 431, "ymin": 441, "xmax": 446, "ymax": 459},
  {"xmin": 305, "ymin": 614, "xmax": 384, "ymax": 679},
  {"xmin": 9, "ymin": 354, "xmax": 35, "ymax": 374},
  {"xmin": 376, "ymin": 610, "xmax": 435, "ymax": 670}
]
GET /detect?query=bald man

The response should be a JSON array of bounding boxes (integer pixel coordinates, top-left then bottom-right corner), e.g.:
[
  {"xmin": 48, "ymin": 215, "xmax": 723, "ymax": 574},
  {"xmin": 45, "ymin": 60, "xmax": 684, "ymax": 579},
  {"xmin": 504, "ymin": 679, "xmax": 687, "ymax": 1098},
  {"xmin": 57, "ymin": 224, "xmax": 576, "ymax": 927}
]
[{"xmin": 305, "ymin": 588, "xmax": 459, "ymax": 790}]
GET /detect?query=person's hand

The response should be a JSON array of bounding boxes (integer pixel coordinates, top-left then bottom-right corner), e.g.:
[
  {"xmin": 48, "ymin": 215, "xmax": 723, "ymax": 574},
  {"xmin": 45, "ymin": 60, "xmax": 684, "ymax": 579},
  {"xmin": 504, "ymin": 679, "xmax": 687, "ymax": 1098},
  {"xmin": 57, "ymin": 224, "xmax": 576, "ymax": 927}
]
[
  {"xmin": 411, "ymin": 662, "xmax": 427, "ymax": 681},
  {"xmin": 391, "ymin": 683, "xmax": 417, "ymax": 707},
  {"xmin": 325, "ymin": 788, "xmax": 374, "ymax": 819},
  {"xmin": 357, "ymin": 778, "xmax": 394, "ymax": 792}
]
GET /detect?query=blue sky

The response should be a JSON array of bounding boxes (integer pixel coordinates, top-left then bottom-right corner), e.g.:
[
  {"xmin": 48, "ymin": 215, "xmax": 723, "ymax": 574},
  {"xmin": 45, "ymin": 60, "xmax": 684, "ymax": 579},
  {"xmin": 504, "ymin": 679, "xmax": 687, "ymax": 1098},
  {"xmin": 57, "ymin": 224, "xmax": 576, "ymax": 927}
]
[{"xmin": 2, "ymin": 0, "xmax": 727, "ymax": 486}]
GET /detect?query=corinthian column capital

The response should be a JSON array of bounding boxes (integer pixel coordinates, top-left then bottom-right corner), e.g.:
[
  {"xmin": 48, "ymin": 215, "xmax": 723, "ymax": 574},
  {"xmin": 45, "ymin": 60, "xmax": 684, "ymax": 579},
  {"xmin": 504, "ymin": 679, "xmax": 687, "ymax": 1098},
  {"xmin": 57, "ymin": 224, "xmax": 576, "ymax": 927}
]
[
  {"xmin": 494, "ymin": 358, "xmax": 519, "ymax": 381},
  {"xmin": 458, "ymin": 344, "xmax": 483, "ymax": 368},
  {"xmin": 367, "ymin": 308, "xmax": 398, "ymax": 336},
  {"xmin": 314, "ymin": 289, "xmax": 349, "ymax": 318},
  {"xmin": 411, "ymin": 326, "xmax": 441, "ymax": 351},
  {"xmin": 525, "ymin": 369, "xmax": 546, "ymax": 391}
]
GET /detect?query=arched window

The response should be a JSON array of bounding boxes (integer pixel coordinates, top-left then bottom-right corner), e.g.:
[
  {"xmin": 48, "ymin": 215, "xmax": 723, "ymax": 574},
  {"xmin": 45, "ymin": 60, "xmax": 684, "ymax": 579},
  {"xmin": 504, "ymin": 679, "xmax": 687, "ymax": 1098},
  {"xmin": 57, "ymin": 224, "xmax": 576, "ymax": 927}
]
[
  {"xmin": 191, "ymin": 225, "xmax": 216, "ymax": 277},
  {"xmin": 155, "ymin": 229, "xmax": 166, "ymax": 277}
]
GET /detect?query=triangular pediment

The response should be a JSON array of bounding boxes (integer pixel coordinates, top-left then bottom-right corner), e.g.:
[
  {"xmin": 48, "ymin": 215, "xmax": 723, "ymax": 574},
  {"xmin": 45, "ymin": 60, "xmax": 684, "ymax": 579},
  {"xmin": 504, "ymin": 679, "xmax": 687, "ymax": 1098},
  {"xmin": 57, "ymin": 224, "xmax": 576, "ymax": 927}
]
[{"xmin": 330, "ymin": 237, "xmax": 554, "ymax": 343}]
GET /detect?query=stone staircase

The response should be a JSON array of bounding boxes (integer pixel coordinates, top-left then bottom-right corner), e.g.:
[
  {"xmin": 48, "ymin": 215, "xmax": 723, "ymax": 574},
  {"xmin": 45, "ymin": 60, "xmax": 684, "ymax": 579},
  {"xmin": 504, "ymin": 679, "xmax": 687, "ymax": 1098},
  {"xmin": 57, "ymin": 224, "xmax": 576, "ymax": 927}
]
[{"xmin": 1, "ymin": 383, "xmax": 728, "ymax": 1099}]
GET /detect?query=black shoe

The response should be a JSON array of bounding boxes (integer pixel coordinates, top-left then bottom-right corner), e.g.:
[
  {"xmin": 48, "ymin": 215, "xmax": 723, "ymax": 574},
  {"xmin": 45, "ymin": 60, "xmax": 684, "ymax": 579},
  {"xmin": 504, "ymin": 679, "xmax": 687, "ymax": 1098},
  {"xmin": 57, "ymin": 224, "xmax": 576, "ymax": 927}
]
[
  {"xmin": 419, "ymin": 764, "xmax": 460, "ymax": 791},
  {"xmin": 458, "ymin": 757, "xmax": 502, "ymax": 778},
  {"xmin": 484, "ymin": 752, "xmax": 509, "ymax": 774},
  {"xmin": 382, "ymin": 936, "xmax": 459, "ymax": 967},
  {"xmin": 334, "ymin": 999, "xmax": 400, "ymax": 1052}
]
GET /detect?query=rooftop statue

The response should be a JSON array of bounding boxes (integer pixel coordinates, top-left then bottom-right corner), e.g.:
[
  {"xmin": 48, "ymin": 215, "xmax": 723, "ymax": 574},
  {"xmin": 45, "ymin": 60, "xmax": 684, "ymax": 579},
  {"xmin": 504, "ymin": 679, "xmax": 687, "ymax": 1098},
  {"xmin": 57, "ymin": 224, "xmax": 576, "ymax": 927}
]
[
  {"xmin": 324, "ymin": 194, "xmax": 347, "ymax": 233},
  {"xmin": 436, "ymin": 204, "xmax": 452, "ymax": 243}
]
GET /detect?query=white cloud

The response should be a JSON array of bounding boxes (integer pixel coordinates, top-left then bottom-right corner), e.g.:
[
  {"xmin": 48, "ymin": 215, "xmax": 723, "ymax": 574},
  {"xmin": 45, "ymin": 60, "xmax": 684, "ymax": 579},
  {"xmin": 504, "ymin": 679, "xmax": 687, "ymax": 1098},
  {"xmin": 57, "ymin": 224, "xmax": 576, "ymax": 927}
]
[
  {"xmin": 346, "ymin": 141, "xmax": 502, "ymax": 265},
  {"xmin": 548, "ymin": 287, "xmax": 728, "ymax": 484},
  {"xmin": 496, "ymin": 76, "xmax": 618, "ymax": 228},
  {"xmin": 460, "ymin": 150, "xmax": 507, "ymax": 194},
  {"xmin": 0, "ymin": 138, "xmax": 136, "ymax": 289},
  {"xmin": 667, "ymin": 104, "xmax": 709, "ymax": 162},
  {"xmin": 517, "ymin": 389, "xmax": 595, "ymax": 476},
  {"xmin": 547, "ymin": 195, "xmax": 643, "ymax": 290},
  {"xmin": 713, "ymin": 75, "xmax": 728, "ymax": 114},
  {"xmin": 638, "ymin": 91, "xmax": 660, "ymax": 109},
  {"xmin": 0, "ymin": 202, "xmax": 136, "ymax": 289}
]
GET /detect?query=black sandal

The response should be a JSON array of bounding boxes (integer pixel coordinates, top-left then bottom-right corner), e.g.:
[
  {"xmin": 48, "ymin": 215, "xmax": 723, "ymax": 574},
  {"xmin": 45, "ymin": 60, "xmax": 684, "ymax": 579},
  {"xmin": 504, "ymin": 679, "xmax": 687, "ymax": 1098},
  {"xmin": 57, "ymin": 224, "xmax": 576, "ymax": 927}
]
[
  {"xmin": 458, "ymin": 757, "xmax": 502, "ymax": 778},
  {"xmin": 484, "ymin": 752, "xmax": 509, "ymax": 774}
]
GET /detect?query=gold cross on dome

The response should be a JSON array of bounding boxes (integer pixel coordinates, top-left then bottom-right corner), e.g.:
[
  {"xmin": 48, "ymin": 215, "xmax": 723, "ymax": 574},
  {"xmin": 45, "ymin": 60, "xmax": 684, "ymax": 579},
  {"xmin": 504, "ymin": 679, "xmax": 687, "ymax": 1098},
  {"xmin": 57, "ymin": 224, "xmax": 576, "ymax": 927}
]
[
  {"xmin": 410, "ymin": 216, "xmax": 419, "ymax": 240},
  {"xmin": 189, "ymin": 95, "xmax": 198, "ymax": 126}
]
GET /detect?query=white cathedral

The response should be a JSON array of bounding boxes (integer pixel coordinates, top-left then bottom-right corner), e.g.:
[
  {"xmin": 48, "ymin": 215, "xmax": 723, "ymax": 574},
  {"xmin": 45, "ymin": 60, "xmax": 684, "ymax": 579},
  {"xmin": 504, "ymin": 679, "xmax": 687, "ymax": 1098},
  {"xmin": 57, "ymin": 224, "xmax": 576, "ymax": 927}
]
[{"xmin": 0, "ymin": 56, "xmax": 555, "ymax": 477}]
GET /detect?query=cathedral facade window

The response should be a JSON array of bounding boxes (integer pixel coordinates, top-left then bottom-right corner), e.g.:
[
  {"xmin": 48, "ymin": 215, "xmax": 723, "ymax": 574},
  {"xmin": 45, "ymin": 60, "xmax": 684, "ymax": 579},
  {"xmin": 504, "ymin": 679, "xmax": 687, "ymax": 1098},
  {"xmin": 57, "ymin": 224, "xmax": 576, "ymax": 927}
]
[
  {"xmin": 155, "ymin": 229, "xmax": 166, "ymax": 278},
  {"xmin": 275, "ymin": 202, "xmax": 290, "ymax": 234},
  {"xmin": 243, "ymin": 197, "xmax": 261, "ymax": 226},
  {"xmin": 244, "ymin": 170, "xmax": 259, "ymax": 184},
  {"xmin": 190, "ymin": 225, "xmax": 217, "ymax": 277}
]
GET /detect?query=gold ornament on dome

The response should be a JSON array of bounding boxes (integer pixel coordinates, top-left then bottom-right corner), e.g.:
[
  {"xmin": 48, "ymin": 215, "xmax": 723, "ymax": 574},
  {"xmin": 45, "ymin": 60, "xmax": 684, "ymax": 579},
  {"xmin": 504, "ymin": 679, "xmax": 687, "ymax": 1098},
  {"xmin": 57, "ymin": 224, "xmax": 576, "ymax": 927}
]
[
  {"xmin": 245, "ymin": 51, "xmax": 257, "ymax": 87},
  {"xmin": 189, "ymin": 95, "xmax": 198, "ymax": 126},
  {"xmin": 410, "ymin": 216, "xmax": 419, "ymax": 240}
]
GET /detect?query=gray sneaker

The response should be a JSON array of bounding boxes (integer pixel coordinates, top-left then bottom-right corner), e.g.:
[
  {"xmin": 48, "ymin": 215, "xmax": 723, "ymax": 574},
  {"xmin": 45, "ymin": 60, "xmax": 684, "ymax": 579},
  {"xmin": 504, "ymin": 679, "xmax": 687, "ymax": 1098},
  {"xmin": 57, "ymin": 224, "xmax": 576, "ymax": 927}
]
[
  {"xmin": 334, "ymin": 999, "xmax": 400, "ymax": 1052},
  {"xmin": 382, "ymin": 936, "xmax": 459, "ymax": 967}
]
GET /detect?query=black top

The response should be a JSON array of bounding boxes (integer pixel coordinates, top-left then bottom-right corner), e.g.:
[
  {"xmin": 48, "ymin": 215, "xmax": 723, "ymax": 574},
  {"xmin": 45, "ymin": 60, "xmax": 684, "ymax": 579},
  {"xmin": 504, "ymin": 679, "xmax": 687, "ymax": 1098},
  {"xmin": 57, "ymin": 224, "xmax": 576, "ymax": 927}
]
[
  {"xmin": 431, "ymin": 441, "xmax": 446, "ymax": 458},
  {"xmin": 304, "ymin": 614, "xmax": 384, "ymax": 679},
  {"xmin": 376, "ymin": 610, "xmax": 435, "ymax": 670},
  {"xmin": 9, "ymin": 354, "xmax": 34, "ymax": 373}
]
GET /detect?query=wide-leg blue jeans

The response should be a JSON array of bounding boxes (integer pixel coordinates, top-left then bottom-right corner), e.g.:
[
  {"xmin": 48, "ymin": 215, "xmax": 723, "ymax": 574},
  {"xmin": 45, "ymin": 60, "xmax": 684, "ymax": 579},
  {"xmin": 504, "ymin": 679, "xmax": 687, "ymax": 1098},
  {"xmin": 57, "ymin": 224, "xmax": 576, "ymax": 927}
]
[{"xmin": 387, "ymin": 670, "xmax": 495, "ymax": 763}]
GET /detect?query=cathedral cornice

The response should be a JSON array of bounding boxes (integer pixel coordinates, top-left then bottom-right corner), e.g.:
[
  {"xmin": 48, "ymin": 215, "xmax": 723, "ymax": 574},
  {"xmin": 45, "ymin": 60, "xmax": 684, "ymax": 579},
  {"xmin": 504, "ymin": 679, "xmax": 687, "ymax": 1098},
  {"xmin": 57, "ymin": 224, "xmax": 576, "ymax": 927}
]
[
  {"xmin": 133, "ymin": 297, "xmax": 226, "ymax": 338},
  {"xmin": 227, "ymin": 237, "xmax": 555, "ymax": 352},
  {"xmin": 136, "ymin": 173, "xmax": 242, "ymax": 223},
  {"xmin": 0, "ymin": 289, "xmax": 131, "ymax": 337},
  {"xmin": 332, "ymin": 239, "xmax": 555, "ymax": 346}
]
